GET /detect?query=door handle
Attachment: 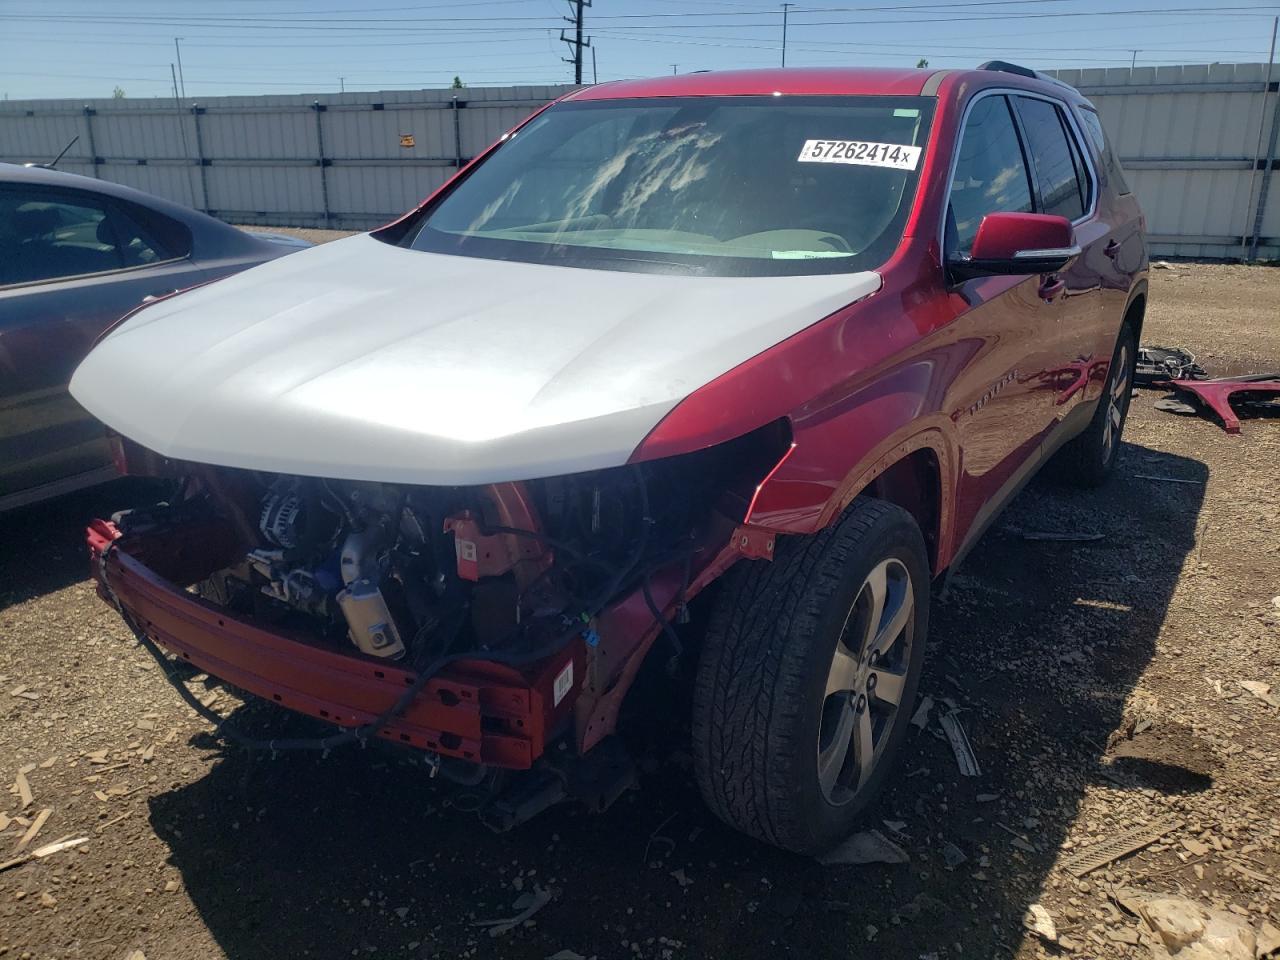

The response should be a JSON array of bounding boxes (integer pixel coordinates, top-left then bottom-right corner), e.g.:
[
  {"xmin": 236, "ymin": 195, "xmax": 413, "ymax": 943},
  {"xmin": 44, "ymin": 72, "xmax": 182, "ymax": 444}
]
[
  {"xmin": 1038, "ymin": 275, "xmax": 1065, "ymax": 302},
  {"xmin": 1103, "ymin": 239, "xmax": 1121, "ymax": 259}
]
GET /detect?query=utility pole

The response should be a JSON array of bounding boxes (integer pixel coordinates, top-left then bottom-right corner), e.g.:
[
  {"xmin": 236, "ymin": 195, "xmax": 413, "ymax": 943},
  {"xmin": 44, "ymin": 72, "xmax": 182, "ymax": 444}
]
[
  {"xmin": 671, "ymin": 64, "xmax": 679, "ymax": 75},
  {"xmin": 340, "ymin": 77, "xmax": 346, "ymax": 93},
  {"xmin": 560, "ymin": 0, "xmax": 591, "ymax": 85},
  {"xmin": 591, "ymin": 44, "xmax": 598, "ymax": 85},
  {"xmin": 781, "ymin": 3, "xmax": 793, "ymax": 68},
  {"xmin": 174, "ymin": 37, "xmax": 187, "ymax": 100},
  {"xmin": 1246, "ymin": 15, "xmax": 1280, "ymax": 261},
  {"xmin": 1130, "ymin": 49, "xmax": 1138, "ymax": 70}
]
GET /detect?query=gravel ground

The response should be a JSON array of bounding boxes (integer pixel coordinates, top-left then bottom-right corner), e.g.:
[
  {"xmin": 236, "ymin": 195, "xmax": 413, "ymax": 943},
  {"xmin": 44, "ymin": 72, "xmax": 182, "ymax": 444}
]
[{"xmin": 1, "ymin": 263, "xmax": 1278, "ymax": 960}]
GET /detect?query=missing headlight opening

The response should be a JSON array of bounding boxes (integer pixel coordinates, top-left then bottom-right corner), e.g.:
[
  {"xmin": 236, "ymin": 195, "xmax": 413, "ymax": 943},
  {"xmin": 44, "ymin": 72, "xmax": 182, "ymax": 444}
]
[{"xmin": 91, "ymin": 421, "xmax": 789, "ymax": 826}]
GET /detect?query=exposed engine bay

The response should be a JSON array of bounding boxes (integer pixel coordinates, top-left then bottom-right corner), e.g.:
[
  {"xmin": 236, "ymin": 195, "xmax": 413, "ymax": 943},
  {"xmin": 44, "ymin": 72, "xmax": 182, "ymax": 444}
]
[
  {"xmin": 189, "ymin": 453, "xmax": 728, "ymax": 667},
  {"xmin": 92, "ymin": 425, "xmax": 787, "ymax": 825}
]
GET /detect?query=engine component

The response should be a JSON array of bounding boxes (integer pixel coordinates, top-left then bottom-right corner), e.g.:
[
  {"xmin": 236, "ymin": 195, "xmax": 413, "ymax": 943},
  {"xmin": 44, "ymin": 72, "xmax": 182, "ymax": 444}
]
[
  {"xmin": 258, "ymin": 479, "xmax": 339, "ymax": 552},
  {"xmin": 337, "ymin": 578, "xmax": 406, "ymax": 659},
  {"xmin": 339, "ymin": 526, "xmax": 386, "ymax": 585}
]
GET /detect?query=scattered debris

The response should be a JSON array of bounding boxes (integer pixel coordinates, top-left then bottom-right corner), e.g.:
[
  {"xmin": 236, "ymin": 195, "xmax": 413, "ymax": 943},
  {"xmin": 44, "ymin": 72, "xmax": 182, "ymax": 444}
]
[
  {"xmin": 1238, "ymin": 680, "xmax": 1279, "ymax": 709},
  {"xmin": 941, "ymin": 842, "xmax": 968, "ymax": 869},
  {"xmin": 642, "ymin": 813, "xmax": 676, "ymax": 863},
  {"xmin": 817, "ymin": 829, "xmax": 910, "ymax": 866},
  {"xmin": 1119, "ymin": 890, "xmax": 1258, "ymax": 960},
  {"xmin": 13, "ymin": 807, "xmax": 51, "ymax": 852},
  {"xmin": 96, "ymin": 811, "xmax": 133, "ymax": 833},
  {"xmin": 996, "ymin": 822, "xmax": 1036, "ymax": 854},
  {"xmin": 1018, "ymin": 529, "xmax": 1105, "ymax": 542},
  {"xmin": 1257, "ymin": 922, "xmax": 1280, "ymax": 958},
  {"xmin": 910, "ymin": 695, "xmax": 934, "ymax": 730},
  {"xmin": 670, "ymin": 868, "xmax": 694, "ymax": 888},
  {"xmin": 1136, "ymin": 345, "xmax": 1209, "ymax": 385},
  {"xmin": 939, "ymin": 709, "xmax": 981, "ymax": 777},
  {"xmin": 1158, "ymin": 375, "xmax": 1280, "ymax": 435},
  {"xmin": 15, "ymin": 768, "xmax": 34, "ymax": 808},
  {"xmin": 32, "ymin": 836, "xmax": 88, "ymax": 858},
  {"xmin": 1024, "ymin": 903, "xmax": 1058, "ymax": 943},
  {"xmin": 1181, "ymin": 837, "xmax": 1211, "ymax": 857},
  {"xmin": 1060, "ymin": 819, "xmax": 1181, "ymax": 877},
  {"xmin": 472, "ymin": 886, "xmax": 556, "ymax": 938}
]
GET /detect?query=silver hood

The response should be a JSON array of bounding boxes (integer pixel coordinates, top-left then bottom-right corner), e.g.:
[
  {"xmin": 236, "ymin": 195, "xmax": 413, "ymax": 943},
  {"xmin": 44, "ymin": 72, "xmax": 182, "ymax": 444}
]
[{"xmin": 70, "ymin": 233, "xmax": 879, "ymax": 485}]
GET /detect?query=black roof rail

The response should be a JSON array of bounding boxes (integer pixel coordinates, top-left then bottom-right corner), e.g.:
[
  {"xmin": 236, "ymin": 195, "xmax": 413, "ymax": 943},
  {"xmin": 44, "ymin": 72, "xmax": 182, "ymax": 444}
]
[
  {"xmin": 979, "ymin": 59, "xmax": 1036, "ymax": 79},
  {"xmin": 977, "ymin": 60, "xmax": 1077, "ymax": 92}
]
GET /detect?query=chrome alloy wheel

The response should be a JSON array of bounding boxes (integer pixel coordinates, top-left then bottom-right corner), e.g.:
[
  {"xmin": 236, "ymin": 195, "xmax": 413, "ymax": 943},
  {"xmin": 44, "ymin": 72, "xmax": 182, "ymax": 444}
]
[
  {"xmin": 816, "ymin": 557, "xmax": 915, "ymax": 805},
  {"xmin": 1101, "ymin": 340, "xmax": 1132, "ymax": 461}
]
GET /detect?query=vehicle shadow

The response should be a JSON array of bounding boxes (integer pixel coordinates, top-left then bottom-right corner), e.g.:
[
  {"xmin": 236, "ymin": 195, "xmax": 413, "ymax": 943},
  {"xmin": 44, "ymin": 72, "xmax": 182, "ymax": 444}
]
[
  {"xmin": 0, "ymin": 478, "xmax": 164, "ymax": 611},
  {"xmin": 146, "ymin": 440, "xmax": 1206, "ymax": 960}
]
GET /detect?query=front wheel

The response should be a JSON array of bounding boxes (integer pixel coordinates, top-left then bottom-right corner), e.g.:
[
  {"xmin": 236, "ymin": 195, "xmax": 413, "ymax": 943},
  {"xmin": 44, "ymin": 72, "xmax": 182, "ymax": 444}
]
[{"xmin": 692, "ymin": 498, "xmax": 930, "ymax": 854}]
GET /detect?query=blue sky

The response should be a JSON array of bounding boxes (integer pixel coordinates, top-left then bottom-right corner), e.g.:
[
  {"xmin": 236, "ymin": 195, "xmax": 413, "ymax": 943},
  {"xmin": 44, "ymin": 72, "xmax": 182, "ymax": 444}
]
[{"xmin": 2, "ymin": 0, "xmax": 1280, "ymax": 100}]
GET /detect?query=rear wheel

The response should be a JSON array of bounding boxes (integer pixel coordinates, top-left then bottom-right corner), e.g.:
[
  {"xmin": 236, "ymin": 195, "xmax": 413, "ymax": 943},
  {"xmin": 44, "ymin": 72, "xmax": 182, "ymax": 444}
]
[
  {"xmin": 1051, "ymin": 322, "xmax": 1137, "ymax": 486},
  {"xmin": 692, "ymin": 498, "xmax": 929, "ymax": 854}
]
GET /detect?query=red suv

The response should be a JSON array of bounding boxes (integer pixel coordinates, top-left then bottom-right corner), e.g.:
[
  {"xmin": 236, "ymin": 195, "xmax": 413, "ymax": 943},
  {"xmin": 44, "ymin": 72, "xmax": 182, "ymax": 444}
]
[{"xmin": 71, "ymin": 62, "xmax": 1145, "ymax": 853}]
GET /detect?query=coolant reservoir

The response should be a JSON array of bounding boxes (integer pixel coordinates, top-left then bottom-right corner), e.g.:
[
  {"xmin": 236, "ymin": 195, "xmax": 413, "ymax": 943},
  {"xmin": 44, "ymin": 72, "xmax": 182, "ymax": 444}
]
[{"xmin": 336, "ymin": 579, "xmax": 406, "ymax": 659}]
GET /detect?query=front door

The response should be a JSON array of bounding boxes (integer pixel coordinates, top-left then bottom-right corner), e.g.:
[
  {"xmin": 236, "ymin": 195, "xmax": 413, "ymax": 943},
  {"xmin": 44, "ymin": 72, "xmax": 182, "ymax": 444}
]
[{"xmin": 941, "ymin": 93, "xmax": 1071, "ymax": 545}]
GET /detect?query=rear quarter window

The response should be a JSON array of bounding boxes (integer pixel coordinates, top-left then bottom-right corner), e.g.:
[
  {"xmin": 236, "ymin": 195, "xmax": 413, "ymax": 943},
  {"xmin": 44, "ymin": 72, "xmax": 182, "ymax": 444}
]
[{"xmin": 1077, "ymin": 106, "xmax": 1132, "ymax": 196}]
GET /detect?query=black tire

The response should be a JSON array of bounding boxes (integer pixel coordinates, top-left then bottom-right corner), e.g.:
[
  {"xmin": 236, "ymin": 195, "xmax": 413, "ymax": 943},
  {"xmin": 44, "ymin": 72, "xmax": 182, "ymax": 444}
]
[
  {"xmin": 1050, "ymin": 321, "xmax": 1138, "ymax": 487},
  {"xmin": 692, "ymin": 498, "xmax": 930, "ymax": 854}
]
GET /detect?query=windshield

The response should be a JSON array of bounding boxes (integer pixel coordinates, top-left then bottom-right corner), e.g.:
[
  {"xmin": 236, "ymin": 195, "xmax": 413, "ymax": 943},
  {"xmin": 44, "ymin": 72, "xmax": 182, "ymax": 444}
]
[{"xmin": 403, "ymin": 95, "xmax": 934, "ymax": 277}]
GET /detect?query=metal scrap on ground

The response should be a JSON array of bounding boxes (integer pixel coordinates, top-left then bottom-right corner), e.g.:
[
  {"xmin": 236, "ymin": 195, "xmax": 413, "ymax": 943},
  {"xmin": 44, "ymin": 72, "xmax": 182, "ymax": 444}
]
[
  {"xmin": 472, "ymin": 886, "xmax": 557, "ymax": 937},
  {"xmin": 939, "ymin": 710, "xmax": 981, "ymax": 777},
  {"xmin": 817, "ymin": 829, "xmax": 910, "ymax": 866},
  {"xmin": 1059, "ymin": 819, "xmax": 1182, "ymax": 877}
]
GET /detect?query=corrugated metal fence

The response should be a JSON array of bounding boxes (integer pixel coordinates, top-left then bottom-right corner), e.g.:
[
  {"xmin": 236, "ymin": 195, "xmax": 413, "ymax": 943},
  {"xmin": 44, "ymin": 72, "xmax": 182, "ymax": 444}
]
[
  {"xmin": 0, "ymin": 85, "xmax": 576, "ymax": 231},
  {"xmin": 1047, "ymin": 63, "xmax": 1280, "ymax": 260},
  {"xmin": 2, "ymin": 67, "xmax": 1278, "ymax": 258}
]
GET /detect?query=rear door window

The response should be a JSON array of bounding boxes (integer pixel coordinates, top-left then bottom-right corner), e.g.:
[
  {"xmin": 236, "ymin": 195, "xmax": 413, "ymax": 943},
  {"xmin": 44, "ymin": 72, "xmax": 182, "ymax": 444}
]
[
  {"xmin": 947, "ymin": 95, "xmax": 1034, "ymax": 256},
  {"xmin": 1013, "ymin": 96, "xmax": 1089, "ymax": 221}
]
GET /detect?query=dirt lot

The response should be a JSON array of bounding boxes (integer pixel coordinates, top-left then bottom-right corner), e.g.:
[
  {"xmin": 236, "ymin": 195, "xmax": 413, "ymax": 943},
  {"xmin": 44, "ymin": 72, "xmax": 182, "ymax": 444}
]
[{"xmin": 2, "ymin": 261, "xmax": 1278, "ymax": 960}]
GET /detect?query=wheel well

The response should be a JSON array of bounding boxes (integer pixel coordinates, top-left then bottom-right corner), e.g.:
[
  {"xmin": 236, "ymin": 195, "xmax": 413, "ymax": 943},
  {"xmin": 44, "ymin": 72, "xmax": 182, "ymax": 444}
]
[
  {"xmin": 864, "ymin": 449, "xmax": 941, "ymax": 574},
  {"xmin": 1125, "ymin": 293, "xmax": 1146, "ymax": 340}
]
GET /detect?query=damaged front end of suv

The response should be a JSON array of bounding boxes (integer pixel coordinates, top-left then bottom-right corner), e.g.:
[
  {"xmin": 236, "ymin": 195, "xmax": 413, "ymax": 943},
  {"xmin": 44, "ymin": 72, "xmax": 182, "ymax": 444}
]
[{"xmin": 86, "ymin": 421, "xmax": 789, "ymax": 827}]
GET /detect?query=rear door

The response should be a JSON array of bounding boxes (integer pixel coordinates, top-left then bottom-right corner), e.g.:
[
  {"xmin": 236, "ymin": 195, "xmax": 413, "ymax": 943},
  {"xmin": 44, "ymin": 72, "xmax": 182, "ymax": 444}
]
[
  {"xmin": 0, "ymin": 184, "xmax": 205, "ymax": 505},
  {"xmin": 1009, "ymin": 93, "xmax": 1108, "ymax": 417}
]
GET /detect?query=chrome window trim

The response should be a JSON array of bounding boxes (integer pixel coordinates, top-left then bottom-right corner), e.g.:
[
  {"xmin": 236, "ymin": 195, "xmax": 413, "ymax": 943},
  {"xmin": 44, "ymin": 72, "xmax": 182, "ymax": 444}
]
[{"xmin": 939, "ymin": 86, "xmax": 1100, "ymax": 260}]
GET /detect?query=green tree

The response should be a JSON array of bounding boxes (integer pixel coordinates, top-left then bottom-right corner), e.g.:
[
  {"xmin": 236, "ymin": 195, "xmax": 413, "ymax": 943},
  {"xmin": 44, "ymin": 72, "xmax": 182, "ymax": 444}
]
[
  {"xmin": 451, "ymin": 75, "xmax": 465, "ymax": 89},
  {"xmin": 916, "ymin": 58, "xmax": 929, "ymax": 69},
  {"xmin": 112, "ymin": 86, "xmax": 126, "ymax": 98}
]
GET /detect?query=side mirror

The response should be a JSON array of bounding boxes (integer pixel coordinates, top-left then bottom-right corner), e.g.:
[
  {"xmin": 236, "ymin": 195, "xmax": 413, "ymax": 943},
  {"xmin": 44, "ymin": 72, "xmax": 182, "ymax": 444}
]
[{"xmin": 948, "ymin": 212, "xmax": 1080, "ymax": 282}]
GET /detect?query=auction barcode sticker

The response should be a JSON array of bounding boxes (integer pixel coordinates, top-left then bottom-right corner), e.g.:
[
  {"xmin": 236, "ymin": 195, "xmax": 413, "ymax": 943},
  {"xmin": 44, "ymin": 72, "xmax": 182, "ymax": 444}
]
[{"xmin": 797, "ymin": 139, "xmax": 921, "ymax": 170}]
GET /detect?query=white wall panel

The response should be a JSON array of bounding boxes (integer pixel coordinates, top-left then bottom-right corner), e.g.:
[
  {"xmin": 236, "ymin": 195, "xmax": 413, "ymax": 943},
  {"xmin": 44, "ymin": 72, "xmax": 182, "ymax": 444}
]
[{"xmin": 3, "ymin": 73, "xmax": 1277, "ymax": 256}]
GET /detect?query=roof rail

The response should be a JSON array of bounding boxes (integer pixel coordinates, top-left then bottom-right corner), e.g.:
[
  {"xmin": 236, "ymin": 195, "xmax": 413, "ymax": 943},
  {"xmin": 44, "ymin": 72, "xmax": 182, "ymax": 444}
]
[
  {"xmin": 979, "ymin": 59, "xmax": 1036, "ymax": 79},
  {"xmin": 977, "ymin": 60, "xmax": 1077, "ymax": 92}
]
